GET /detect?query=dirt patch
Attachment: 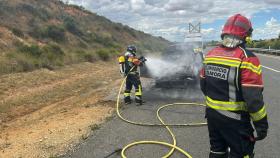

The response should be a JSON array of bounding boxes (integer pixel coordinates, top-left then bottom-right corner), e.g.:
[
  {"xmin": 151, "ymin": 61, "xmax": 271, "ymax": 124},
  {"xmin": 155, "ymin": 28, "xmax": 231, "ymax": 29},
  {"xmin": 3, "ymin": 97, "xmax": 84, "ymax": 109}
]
[{"xmin": 0, "ymin": 61, "xmax": 122, "ymax": 157}]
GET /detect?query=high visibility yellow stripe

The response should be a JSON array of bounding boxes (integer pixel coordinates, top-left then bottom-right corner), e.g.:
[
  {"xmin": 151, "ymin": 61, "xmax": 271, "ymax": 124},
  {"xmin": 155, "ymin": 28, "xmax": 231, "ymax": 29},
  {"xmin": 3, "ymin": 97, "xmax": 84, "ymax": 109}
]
[
  {"xmin": 204, "ymin": 57, "xmax": 241, "ymax": 67},
  {"xmin": 206, "ymin": 96, "xmax": 246, "ymax": 111},
  {"xmin": 207, "ymin": 55, "xmax": 241, "ymax": 61},
  {"xmin": 244, "ymin": 155, "xmax": 249, "ymax": 158},
  {"xmin": 204, "ymin": 61, "xmax": 240, "ymax": 67},
  {"xmin": 206, "ymin": 57, "xmax": 241, "ymax": 64},
  {"xmin": 250, "ymin": 105, "xmax": 267, "ymax": 121},
  {"xmin": 124, "ymin": 93, "xmax": 130, "ymax": 97},
  {"xmin": 240, "ymin": 62, "xmax": 262, "ymax": 75},
  {"xmin": 119, "ymin": 56, "xmax": 125, "ymax": 63},
  {"xmin": 135, "ymin": 85, "xmax": 142, "ymax": 96}
]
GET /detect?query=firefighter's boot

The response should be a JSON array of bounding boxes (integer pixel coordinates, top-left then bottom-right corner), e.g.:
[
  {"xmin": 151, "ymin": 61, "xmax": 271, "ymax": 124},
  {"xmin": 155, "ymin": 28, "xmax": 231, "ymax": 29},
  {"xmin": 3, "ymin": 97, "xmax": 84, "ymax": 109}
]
[
  {"xmin": 135, "ymin": 95, "xmax": 143, "ymax": 106},
  {"xmin": 124, "ymin": 92, "xmax": 132, "ymax": 104},
  {"xmin": 124, "ymin": 96, "xmax": 132, "ymax": 105},
  {"xmin": 209, "ymin": 151, "xmax": 228, "ymax": 158}
]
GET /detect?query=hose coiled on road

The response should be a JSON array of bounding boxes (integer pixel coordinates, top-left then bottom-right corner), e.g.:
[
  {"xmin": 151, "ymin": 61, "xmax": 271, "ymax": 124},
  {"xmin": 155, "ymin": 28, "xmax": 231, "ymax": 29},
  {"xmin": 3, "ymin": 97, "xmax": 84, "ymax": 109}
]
[{"xmin": 114, "ymin": 72, "xmax": 207, "ymax": 158}]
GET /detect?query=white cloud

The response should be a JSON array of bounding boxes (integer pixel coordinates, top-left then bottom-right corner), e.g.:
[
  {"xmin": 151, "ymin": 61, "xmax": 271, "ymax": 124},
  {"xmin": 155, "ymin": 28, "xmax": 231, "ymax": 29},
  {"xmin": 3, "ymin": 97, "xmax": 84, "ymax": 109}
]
[
  {"xmin": 62, "ymin": 0, "xmax": 280, "ymax": 41},
  {"xmin": 201, "ymin": 28, "xmax": 221, "ymax": 41},
  {"xmin": 254, "ymin": 17, "xmax": 280, "ymax": 39},
  {"xmin": 130, "ymin": 0, "xmax": 146, "ymax": 11},
  {"xmin": 266, "ymin": 17, "xmax": 278, "ymax": 27},
  {"xmin": 202, "ymin": 28, "xmax": 216, "ymax": 34}
]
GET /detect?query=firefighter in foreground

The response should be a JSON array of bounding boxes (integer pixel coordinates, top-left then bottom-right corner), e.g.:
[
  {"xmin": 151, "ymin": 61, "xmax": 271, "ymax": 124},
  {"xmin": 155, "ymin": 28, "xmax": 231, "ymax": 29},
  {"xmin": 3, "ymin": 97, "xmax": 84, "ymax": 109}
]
[
  {"xmin": 118, "ymin": 45, "xmax": 146, "ymax": 106},
  {"xmin": 200, "ymin": 14, "xmax": 268, "ymax": 158}
]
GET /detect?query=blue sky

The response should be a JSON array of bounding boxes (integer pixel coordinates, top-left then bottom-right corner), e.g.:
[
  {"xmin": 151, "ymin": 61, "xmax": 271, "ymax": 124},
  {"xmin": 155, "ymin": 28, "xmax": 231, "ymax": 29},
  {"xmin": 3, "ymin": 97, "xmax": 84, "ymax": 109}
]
[
  {"xmin": 64, "ymin": 0, "xmax": 280, "ymax": 42},
  {"xmin": 203, "ymin": 8, "xmax": 280, "ymax": 41}
]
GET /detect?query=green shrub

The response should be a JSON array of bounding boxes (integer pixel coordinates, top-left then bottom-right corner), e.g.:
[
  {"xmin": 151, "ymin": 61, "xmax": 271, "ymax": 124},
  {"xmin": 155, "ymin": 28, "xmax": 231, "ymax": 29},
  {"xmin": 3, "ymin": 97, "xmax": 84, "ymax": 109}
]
[
  {"xmin": 20, "ymin": 4, "xmax": 37, "ymax": 15},
  {"xmin": 40, "ymin": 44, "xmax": 65, "ymax": 68},
  {"xmin": 11, "ymin": 28, "xmax": 24, "ymax": 38},
  {"xmin": 5, "ymin": 52, "xmax": 38, "ymax": 73},
  {"xmin": 19, "ymin": 4, "xmax": 50, "ymax": 21},
  {"xmin": 96, "ymin": 49, "xmax": 111, "ymax": 61},
  {"xmin": 251, "ymin": 39, "xmax": 280, "ymax": 49},
  {"xmin": 36, "ymin": 8, "xmax": 51, "ymax": 21},
  {"xmin": 84, "ymin": 52, "xmax": 98, "ymax": 63},
  {"xmin": 18, "ymin": 44, "xmax": 42, "ymax": 57},
  {"xmin": 0, "ymin": 58, "xmax": 13, "ymax": 75},
  {"xmin": 88, "ymin": 33, "xmax": 116, "ymax": 47},
  {"xmin": 272, "ymin": 41, "xmax": 280, "ymax": 49},
  {"xmin": 73, "ymin": 50, "xmax": 97, "ymax": 63},
  {"xmin": 28, "ymin": 26, "xmax": 44, "ymax": 39},
  {"xmin": 29, "ymin": 25, "xmax": 65, "ymax": 42},
  {"xmin": 16, "ymin": 57, "xmax": 37, "ymax": 72},
  {"xmin": 63, "ymin": 17, "xmax": 83, "ymax": 36},
  {"xmin": 78, "ymin": 40, "xmax": 88, "ymax": 49},
  {"xmin": 45, "ymin": 25, "xmax": 66, "ymax": 42},
  {"xmin": 12, "ymin": 44, "xmax": 65, "ymax": 72},
  {"xmin": 42, "ymin": 44, "xmax": 65, "ymax": 57}
]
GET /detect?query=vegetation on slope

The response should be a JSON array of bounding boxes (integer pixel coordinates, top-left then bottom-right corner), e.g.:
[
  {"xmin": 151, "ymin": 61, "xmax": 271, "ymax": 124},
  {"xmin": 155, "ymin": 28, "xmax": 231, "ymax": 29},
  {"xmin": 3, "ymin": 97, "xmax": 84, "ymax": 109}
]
[{"xmin": 0, "ymin": 0, "xmax": 170, "ymax": 75}]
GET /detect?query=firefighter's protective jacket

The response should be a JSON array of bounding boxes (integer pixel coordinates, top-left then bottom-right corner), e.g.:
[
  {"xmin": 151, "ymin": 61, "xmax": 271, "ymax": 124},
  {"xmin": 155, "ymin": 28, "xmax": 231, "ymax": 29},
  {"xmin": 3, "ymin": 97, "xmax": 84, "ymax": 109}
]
[
  {"xmin": 118, "ymin": 54, "xmax": 141, "ymax": 75},
  {"xmin": 200, "ymin": 45, "xmax": 268, "ymax": 124}
]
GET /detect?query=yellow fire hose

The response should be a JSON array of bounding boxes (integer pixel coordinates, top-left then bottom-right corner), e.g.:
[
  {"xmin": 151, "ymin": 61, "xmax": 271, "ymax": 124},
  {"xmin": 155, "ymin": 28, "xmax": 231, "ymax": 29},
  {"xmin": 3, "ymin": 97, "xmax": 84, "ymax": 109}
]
[{"xmin": 116, "ymin": 72, "xmax": 208, "ymax": 158}]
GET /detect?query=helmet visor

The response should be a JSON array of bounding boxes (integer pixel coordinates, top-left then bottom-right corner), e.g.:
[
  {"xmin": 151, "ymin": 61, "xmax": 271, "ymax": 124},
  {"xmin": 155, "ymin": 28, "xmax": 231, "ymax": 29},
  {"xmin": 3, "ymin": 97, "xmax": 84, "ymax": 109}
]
[{"xmin": 222, "ymin": 35, "xmax": 243, "ymax": 48}]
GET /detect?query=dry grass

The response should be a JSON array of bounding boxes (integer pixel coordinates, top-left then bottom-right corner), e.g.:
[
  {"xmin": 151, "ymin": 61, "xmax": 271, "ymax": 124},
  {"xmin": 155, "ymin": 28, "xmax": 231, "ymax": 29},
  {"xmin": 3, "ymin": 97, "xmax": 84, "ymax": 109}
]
[{"xmin": 0, "ymin": 60, "xmax": 122, "ymax": 157}]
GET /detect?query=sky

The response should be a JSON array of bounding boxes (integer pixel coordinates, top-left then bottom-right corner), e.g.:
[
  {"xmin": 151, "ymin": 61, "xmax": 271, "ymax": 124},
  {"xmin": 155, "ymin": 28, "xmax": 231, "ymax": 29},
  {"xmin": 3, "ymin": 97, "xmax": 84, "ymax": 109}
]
[{"xmin": 63, "ymin": 0, "xmax": 280, "ymax": 42}]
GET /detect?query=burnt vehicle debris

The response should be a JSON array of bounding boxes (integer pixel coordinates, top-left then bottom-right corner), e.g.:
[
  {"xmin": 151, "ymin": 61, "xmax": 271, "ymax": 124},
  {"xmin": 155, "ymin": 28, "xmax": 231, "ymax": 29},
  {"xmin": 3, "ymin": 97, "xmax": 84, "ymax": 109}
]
[{"xmin": 154, "ymin": 42, "xmax": 204, "ymax": 88}]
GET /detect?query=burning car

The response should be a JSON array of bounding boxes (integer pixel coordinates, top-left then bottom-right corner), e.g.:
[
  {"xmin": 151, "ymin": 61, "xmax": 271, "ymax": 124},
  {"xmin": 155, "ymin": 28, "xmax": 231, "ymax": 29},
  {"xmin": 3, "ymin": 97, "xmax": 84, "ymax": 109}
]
[{"xmin": 142, "ymin": 42, "xmax": 204, "ymax": 88}]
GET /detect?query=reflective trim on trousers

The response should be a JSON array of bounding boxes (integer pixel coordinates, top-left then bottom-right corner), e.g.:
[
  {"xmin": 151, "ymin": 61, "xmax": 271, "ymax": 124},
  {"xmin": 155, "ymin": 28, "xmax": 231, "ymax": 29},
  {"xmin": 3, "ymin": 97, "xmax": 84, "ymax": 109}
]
[
  {"xmin": 135, "ymin": 85, "xmax": 142, "ymax": 96},
  {"xmin": 124, "ymin": 93, "xmax": 130, "ymax": 97}
]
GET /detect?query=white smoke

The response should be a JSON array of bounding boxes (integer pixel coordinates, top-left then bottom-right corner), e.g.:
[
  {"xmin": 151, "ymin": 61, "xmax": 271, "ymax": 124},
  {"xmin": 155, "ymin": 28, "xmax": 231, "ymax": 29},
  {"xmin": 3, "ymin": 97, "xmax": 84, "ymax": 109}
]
[
  {"xmin": 145, "ymin": 57, "xmax": 185, "ymax": 79},
  {"xmin": 145, "ymin": 43, "xmax": 203, "ymax": 79}
]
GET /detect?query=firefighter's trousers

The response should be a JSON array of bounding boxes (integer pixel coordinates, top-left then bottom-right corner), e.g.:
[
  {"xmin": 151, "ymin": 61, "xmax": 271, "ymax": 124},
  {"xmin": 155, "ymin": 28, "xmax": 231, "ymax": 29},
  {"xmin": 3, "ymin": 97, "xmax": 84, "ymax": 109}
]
[
  {"xmin": 124, "ymin": 74, "xmax": 142, "ymax": 104},
  {"xmin": 206, "ymin": 108, "xmax": 255, "ymax": 158}
]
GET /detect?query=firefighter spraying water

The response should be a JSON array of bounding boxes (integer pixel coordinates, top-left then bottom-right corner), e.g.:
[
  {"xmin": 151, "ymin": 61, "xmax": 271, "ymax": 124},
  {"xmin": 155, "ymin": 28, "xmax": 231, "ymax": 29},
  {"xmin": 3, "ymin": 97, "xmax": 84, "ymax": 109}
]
[{"xmin": 118, "ymin": 45, "xmax": 147, "ymax": 106}]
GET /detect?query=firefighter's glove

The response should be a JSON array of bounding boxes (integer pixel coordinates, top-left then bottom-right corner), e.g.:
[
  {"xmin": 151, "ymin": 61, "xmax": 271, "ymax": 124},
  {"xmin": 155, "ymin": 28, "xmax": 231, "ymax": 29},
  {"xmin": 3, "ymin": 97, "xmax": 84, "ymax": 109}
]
[{"xmin": 253, "ymin": 116, "xmax": 268, "ymax": 141}]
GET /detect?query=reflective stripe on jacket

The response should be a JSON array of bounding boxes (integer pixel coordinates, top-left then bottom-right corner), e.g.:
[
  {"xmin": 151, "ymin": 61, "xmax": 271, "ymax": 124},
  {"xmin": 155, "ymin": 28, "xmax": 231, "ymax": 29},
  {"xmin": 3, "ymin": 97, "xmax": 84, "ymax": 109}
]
[{"xmin": 200, "ymin": 45, "xmax": 267, "ymax": 122}]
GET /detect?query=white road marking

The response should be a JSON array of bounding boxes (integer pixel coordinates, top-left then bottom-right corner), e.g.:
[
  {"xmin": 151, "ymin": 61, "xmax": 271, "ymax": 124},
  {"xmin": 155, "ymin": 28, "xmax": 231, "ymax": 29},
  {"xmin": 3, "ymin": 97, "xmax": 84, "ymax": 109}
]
[{"xmin": 262, "ymin": 65, "xmax": 280, "ymax": 73}]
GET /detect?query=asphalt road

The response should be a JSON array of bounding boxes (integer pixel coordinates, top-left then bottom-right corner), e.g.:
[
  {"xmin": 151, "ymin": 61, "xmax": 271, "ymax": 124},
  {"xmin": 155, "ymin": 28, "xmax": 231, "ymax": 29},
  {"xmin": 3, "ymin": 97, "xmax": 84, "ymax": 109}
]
[{"xmin": 62, "ymin": 54, "xmax": 280, "ymax": 158}]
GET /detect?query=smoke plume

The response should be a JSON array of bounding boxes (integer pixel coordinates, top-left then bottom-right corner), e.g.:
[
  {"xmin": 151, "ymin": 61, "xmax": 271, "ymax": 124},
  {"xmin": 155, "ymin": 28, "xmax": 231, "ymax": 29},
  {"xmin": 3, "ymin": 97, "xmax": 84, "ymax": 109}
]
[{"xmin": 145, "ymin": 43, "xmax": 203, "ymax": 79}]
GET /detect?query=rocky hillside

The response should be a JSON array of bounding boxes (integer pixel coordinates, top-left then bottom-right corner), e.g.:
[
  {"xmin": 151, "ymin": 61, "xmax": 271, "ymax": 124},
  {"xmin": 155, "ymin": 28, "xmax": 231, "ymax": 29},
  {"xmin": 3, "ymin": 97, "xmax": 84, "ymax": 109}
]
[{"xmin": 0, "ymin": 0, "xmax": 170, "ymax": 74}]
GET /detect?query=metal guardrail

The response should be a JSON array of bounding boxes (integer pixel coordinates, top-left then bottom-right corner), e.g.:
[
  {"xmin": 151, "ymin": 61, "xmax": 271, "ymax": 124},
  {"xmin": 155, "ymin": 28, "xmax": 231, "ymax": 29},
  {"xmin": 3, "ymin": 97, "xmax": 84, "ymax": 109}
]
[{"xmin": 248, "ymin": 48, "xmax": 280, "ymax": 56}]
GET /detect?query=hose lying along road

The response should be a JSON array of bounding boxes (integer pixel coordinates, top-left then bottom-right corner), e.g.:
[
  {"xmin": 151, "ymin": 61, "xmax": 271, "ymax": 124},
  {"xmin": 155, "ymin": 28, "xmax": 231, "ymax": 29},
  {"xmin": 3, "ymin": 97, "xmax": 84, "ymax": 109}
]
[{"xmin": 110, "ymin": 69, "xmax": 207, "ymax": 158}]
